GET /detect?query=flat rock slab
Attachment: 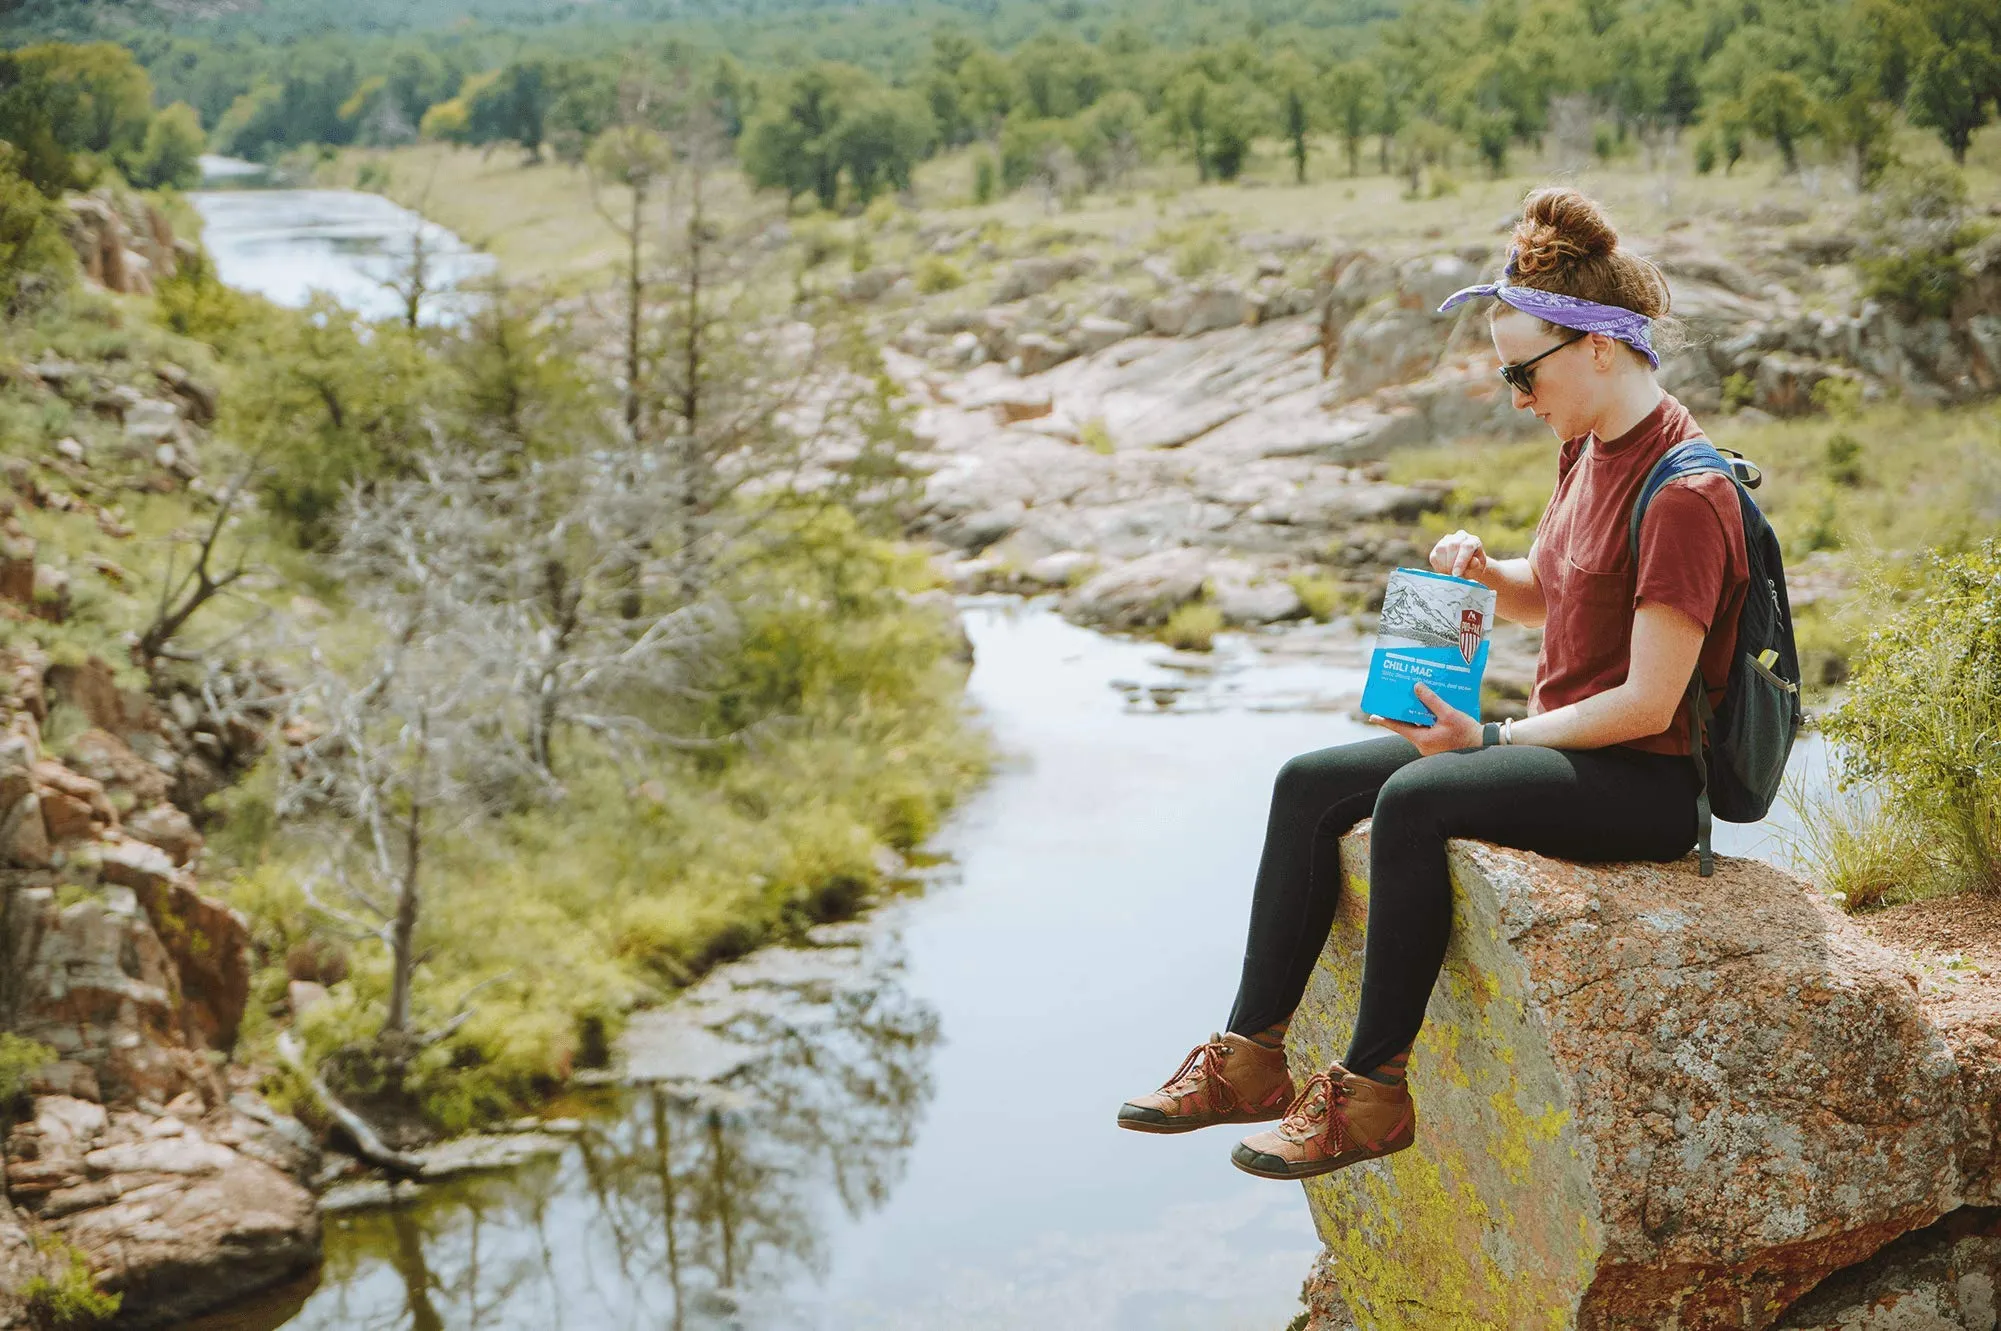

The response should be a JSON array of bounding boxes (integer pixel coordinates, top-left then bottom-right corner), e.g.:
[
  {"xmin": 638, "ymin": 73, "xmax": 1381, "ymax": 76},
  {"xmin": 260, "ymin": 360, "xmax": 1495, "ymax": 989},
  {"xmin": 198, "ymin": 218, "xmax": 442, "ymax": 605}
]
[{"xmin": 1290, "ymin": 824, "xmax": 1991, "ymax": 1331}]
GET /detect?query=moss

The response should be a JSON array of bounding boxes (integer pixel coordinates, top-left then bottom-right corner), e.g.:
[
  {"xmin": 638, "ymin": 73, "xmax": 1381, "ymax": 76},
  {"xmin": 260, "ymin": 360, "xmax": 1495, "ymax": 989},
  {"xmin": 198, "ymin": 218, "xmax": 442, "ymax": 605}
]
[
  {"xmin": 19, "ymin": 1231, "xmax": 120, "ymax": 1328},
  {"xmin": 1292, "ymin": 852, "xmax": 1605, "ymax": 1328}
]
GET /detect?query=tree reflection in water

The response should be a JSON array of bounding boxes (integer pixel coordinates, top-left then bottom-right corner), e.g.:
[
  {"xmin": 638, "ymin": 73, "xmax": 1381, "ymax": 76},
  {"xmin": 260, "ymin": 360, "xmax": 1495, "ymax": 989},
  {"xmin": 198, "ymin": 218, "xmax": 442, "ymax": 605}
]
[{"xmin": 242, "ymin": 932, "xmax": 938, "ymax": 1331}]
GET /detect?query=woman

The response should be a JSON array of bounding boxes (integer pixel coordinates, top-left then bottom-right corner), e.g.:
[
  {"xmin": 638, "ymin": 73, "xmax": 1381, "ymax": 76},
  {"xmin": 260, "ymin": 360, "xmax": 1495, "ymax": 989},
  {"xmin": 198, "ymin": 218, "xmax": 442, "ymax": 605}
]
[{"xmin": 1115, "ymin": 187, "xmax": 1751, "ymax": 1182}]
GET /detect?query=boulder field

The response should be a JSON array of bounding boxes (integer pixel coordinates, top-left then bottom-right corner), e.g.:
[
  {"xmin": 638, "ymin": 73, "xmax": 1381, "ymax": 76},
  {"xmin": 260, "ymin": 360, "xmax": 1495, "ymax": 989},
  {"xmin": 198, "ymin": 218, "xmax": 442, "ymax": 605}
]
[
  {"xmin": 881, "ymin": 225, "xmax": 2001, "ymax": 636},
  {"xmin": 1289, "ymin": 827, "xmax": 2000, "ymax": 1331}
]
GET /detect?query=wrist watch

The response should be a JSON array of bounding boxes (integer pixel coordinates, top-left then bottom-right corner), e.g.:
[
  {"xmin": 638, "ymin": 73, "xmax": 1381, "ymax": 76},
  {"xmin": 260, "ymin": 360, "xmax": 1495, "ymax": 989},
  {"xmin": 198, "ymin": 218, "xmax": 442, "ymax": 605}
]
[{"xmin": 1481, "ymin": 722, "xmax": 1501, "ymax": 748}]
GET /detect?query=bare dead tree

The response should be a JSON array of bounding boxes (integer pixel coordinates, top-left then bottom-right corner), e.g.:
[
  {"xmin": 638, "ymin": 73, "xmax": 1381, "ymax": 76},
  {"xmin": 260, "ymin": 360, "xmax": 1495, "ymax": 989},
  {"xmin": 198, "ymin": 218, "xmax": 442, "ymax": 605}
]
[
  {"xmin": 380, "ymin": 162, "xmax": 445, "ymax": 330},
  {"xmin": 137, "ymin": 459, "xmax": 260, "ymax": 666},
  {"xmin": 278, "ymin": 596, "xmax": 478, "ymax": 1042},
  {"xmin": 334, "ymin": 446, "xmax": 728, "ymax": 788},
  {"xmin": 587, "ymin": 80, "xmax": 676, "ymax": 442}
]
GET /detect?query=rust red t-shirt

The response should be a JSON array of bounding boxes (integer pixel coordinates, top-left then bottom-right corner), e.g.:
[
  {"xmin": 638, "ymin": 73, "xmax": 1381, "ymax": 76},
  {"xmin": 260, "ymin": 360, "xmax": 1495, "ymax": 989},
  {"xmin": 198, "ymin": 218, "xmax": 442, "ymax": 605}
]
[{"xmin": 1527, "ymin": 393, "xmax": 1750, "ymax": 758}]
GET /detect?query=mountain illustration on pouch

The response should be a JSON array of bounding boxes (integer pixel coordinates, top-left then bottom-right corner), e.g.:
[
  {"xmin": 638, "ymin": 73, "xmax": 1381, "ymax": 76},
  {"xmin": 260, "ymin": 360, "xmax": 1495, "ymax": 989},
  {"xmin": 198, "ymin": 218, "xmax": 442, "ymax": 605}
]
[{"xmin": 1359, "ymin": 568, "xmax": 1500, "ymax": 727}]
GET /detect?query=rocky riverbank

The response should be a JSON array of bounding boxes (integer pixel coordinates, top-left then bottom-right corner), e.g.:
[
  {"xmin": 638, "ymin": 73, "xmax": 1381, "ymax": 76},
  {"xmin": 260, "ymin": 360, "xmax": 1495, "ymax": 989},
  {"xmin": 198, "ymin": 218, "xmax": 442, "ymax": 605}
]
[
  {"xmin": 854, "ymin": 210, "xmax": 2001, "ymax": 653},
  {"xmin": 0, "ymin": 613, "xmax": 322, "ymax": 1329}
]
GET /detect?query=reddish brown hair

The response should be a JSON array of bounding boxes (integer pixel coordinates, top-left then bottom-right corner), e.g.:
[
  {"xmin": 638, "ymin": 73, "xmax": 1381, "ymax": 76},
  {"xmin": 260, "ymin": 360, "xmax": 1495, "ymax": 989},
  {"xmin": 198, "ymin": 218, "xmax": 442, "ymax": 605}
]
[{"xmin": 1488, "ymin": 187, "xmax": 1680, "ymax": 359}]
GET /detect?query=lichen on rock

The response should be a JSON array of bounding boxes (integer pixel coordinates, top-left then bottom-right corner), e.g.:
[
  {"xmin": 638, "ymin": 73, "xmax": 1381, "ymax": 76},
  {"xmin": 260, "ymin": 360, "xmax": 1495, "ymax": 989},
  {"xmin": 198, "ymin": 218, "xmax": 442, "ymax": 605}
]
[{"xmin": 1289, "ymin": 824, "xmax": 1995, "ymax": 1330}]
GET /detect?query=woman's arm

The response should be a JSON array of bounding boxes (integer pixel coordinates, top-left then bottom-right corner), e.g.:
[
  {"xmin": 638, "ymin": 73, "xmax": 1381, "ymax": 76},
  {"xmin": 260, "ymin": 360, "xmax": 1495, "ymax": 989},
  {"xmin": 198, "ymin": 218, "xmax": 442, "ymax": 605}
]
[
  {"xmin": 1371, "ymin": 600, "xmax": 1705, "ymax": 754},
  {"xmin": 1502, "ymin": 600, "xmax": 1706, "ymax": 749},
  {"xmin": 1428, "ymin": 531, "xmax": 1546, "ymax": 627}
]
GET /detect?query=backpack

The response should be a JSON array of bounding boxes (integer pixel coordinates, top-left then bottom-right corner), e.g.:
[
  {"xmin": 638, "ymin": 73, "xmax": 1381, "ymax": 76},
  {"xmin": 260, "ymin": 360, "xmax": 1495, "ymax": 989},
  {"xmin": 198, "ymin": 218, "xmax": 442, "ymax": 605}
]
[{"xmin": 1626, "ymin": 437, "xmax": 1804, "ymax": 877}]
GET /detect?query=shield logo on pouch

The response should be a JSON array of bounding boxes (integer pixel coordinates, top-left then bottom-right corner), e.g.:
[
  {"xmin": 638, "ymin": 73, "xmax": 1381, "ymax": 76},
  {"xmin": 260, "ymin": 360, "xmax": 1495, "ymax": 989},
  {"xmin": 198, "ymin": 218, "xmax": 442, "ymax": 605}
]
[{"xmin": 1459, "ymin": 609, "xmax": 1482, "ymax": 664}]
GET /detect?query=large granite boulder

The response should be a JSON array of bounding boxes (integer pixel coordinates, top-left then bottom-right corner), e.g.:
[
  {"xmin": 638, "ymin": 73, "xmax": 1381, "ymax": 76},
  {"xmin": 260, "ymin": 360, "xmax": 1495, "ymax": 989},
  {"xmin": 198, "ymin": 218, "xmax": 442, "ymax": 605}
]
[{"xmin": 1289, "ymin": 826, "xmax": 1993, "ymax": 1330}]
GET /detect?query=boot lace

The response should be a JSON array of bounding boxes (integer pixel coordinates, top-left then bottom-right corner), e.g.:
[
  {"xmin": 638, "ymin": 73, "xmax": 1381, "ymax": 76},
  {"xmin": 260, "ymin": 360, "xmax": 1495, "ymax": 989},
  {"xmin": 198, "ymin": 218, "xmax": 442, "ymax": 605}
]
[
  {"xmin": 1159, "ymin": 1034, "xmax": 1244, "ymax": 1111},
  {"xmin": 1279, "ymin": 1072, "xmax": 1353, "ymax": 1152}
]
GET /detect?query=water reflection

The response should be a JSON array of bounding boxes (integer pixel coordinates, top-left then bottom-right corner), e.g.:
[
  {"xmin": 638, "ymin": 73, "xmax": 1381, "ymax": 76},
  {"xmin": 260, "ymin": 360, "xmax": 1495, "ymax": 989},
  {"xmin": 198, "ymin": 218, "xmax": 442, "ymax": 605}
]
[{"xmin": 183, "ymin": 932, "xmax": 936, "ymax": 1331}]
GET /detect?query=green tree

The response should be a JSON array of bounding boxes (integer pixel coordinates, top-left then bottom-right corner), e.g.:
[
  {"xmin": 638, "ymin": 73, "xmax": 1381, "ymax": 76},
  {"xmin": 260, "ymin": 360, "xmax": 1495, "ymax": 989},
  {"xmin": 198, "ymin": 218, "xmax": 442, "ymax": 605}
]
[
  {"xmin": 1907, "ymin": 40, "xmax": 1998, "ymax": 164},
  {"xmin": 1163, "ymin": 70, "xmax": 1216, "ymax": 181},
  {"xmin": 0, "ymin": 50, "xmax": 83, "ymax": 193},
  {"xmin": 1824, "ymin": 539, "xmax": 2001, "ymax": 895},
  {"xmin": 229, "ymin": 297, "xmax": 449, "ymax": 546},
  {"xmin": 1740, "ymin": 70, "xmax": 1819, "ymax": 172},
  {"xmin": 132, "ymin": 101, "xmax": 206, "ymax": 189},
  {"xmin": 0, "ymin": 148, "xmax": 74, "ymax": 312},
  {"xmin": 1204, "ymin": 81, "xmax": 1269, "ymax": 182},
  {"xmin": 1273, "ymin": 51, "xmax": 1315, "ymax": 183},
  {"xmin": 835, "ymin": 87, "xmax": 934, "ymax": 202},
  {"xmin": 466, "ymin": 59, "xmax": 553, "ymax": 161},
  {"xmin": 1070, "ymin": 88, "xmax": 1146, "ymax": 188},
  {"xmin": 14, "ymin": 42, "xmax": 154, "ymax": 166},
  {"xmin": 1325, "ymin": 60, "xmax": 1379, "ymax": 177},
  {"xmin": 741, "ymin": 63, "xmax": 860, "ymax": 209},
  {"xmin": 955, "ymin": 46, "xmax": 1021, "ymax": 141},
  {"xmin": 922, "ymin": 31, "xmax": 979, "ymax": 146}
]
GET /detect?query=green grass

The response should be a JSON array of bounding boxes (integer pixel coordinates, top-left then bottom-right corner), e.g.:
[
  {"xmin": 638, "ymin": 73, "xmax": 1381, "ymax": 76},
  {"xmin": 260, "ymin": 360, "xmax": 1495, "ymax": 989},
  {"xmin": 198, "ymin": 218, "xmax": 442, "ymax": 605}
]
[
  {"xmin": 331, "ymin": 120, "xmax": 2001, "ymax": 292},
  {"xmin": 1158, "ymin": 600, "xmax": 1223, "ymax": 651}
]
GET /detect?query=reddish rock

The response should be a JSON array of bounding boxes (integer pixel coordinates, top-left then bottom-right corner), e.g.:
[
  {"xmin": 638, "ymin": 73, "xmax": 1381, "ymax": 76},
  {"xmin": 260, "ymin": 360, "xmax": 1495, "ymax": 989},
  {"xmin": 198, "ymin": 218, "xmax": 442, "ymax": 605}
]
[
  {"xmin": 124, "ymin": 802, "xmax": 202, "ymax": 865},
  {"xmin": 3, "ymin": 885, "xmax": 201, "ymax": 1104},
  {"xmin": 2, "ymin": 791, "xmax": 51, "ymax": 868},
  {"xmin": 63, "ymin": 728, "xmax": 172, "ymax": 807},
  {"xmin": 37, "ymin": 785, "xmax": 102, "ymax": 843},
  {"xmin": 0, "ymin": 528, "xmax": 34, "ymax": 604},
  {"xmin": 1290, "ymin": 829, "xmax": 1987, "ymax": 1331},
  {"xmin": 101, "ymin": 839, "xmax": 251, "ymax": 1054},
  {"xmin": 43, "ymin": 659, "xmax": 130, "ymax": 734}
]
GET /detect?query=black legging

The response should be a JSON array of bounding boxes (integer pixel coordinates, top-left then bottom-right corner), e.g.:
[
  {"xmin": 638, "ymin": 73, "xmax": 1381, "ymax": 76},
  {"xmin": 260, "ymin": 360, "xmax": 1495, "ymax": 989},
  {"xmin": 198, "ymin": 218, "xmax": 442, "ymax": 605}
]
[{"xmin": 1225, "ymin": 736, "xmax": 1699, "ymax": 1078}]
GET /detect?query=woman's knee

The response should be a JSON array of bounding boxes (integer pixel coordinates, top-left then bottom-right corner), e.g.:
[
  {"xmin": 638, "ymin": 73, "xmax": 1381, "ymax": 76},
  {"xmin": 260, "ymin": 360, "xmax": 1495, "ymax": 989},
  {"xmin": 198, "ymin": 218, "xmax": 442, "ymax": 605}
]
[
  {"xmin": 1271, "ymin": 752, "xmax": 1321, "ymax": 811},
  {"xmin": 1372, "ymin": 754, "xmax": 1456, "ymax": 827}
]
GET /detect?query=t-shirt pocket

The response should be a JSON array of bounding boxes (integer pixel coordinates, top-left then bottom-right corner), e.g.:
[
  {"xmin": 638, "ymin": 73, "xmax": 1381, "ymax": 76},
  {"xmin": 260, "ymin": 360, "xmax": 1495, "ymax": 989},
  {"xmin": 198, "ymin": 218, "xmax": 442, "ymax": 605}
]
[{"xmin": 1545, "ymin": 557, "xmax": 1632, "ymax": 670}]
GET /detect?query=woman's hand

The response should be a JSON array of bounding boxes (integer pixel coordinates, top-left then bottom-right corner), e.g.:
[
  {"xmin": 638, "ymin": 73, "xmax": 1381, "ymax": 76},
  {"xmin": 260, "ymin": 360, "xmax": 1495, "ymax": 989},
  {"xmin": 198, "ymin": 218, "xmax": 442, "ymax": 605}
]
[
  {"xmin": 1429, "ymin": 530, "xmax": 1490, "ymax": 584},
  {"xmin": 1367, "ymin": 683, "xmax": 1483, "ymax": 755}
]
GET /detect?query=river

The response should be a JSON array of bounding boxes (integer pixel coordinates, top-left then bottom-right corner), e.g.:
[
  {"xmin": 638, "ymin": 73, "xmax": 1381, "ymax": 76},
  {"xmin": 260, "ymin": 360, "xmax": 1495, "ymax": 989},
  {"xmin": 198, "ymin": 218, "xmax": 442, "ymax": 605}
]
[{"xmin": 175, "ymin": 185, "xmax": 1834, "ymax": 1331}]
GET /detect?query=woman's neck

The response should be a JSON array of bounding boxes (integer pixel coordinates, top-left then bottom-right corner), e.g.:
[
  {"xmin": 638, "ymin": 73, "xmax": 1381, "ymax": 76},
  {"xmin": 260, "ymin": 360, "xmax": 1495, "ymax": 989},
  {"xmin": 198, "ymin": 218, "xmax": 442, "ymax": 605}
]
[{"xmin": 1586, "ymin": 379, "xmax": 1667, "ymax": 449}]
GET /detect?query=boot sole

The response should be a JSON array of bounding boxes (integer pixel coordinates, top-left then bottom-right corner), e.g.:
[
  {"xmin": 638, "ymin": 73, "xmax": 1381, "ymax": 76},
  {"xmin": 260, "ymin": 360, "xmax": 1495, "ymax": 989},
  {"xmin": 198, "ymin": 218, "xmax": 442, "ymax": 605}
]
[
  {"xmin": 1116, "ymin": 1105, "xmax": 1289, "ymax": 1135},
  {"xmin": 1230, "ymin": 1127, "xmax": 1414, "ymax": 1179}
]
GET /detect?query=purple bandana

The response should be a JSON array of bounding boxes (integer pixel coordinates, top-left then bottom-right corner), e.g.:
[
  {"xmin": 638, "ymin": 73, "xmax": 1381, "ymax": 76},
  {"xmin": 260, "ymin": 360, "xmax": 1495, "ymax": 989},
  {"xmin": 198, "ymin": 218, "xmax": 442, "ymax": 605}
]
[{"xmin": 1437, "ymin": 272, "xmax": 1659, "ymax": 368}]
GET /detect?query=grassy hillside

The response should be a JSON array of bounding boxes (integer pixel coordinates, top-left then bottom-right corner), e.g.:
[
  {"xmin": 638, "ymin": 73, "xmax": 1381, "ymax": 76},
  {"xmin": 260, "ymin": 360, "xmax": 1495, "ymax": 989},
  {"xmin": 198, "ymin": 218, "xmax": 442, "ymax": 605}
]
[{"xmin": 328, "ymin": 119, "xmax": 2001, "ymax": 291}]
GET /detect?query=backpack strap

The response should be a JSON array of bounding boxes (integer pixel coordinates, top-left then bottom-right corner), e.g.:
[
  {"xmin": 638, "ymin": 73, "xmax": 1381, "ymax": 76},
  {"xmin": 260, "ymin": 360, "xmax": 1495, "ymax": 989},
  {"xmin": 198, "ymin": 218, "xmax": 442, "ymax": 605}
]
[{"xmin": 1629, "ymin": 436, "xmax": 1739, "ymax": 878}]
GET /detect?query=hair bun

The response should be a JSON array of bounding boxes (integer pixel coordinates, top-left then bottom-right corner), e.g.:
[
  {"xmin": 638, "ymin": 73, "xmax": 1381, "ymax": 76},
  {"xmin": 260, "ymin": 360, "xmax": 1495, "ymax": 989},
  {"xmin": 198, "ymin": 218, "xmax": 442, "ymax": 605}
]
[{"xmin": 1510, "ymin": 187, "xmax": 1618, "ymax": 281}]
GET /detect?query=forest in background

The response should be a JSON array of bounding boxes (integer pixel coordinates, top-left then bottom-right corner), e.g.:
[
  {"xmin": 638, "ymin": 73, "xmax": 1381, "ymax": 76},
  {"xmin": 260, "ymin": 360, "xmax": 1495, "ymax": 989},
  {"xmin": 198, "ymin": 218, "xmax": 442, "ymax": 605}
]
[{"xmin": 3, "ymin": 0, "xmax": 1998, "ymax": 216}]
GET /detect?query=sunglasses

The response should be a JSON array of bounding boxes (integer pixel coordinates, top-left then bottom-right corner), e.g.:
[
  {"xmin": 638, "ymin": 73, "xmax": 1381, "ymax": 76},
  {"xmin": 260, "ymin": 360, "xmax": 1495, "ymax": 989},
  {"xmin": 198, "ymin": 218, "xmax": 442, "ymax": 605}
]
[{"xmin": 1498, "ymin": 330, "xmax": 1588, "ymax": 396}]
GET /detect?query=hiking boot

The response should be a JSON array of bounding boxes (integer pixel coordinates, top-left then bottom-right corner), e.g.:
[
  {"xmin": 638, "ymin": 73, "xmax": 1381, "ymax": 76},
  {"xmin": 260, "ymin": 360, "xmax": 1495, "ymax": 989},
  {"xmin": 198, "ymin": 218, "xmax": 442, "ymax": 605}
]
[
  {"xmin": 1116, "ymin": 1032, "xmax": 1295, "ymax": 1134},
  {"xmin": 1230, "ymin": 1059, "xmax": 1415, "ymax": 1180}
]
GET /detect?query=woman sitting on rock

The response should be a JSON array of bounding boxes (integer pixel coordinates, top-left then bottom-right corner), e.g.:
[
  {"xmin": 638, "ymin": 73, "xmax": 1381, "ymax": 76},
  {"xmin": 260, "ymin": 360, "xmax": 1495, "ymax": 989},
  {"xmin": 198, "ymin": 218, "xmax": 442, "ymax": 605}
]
[{"xmin": 1116, "ymin": 186, "xmax": 1750, "ymax": 1181}]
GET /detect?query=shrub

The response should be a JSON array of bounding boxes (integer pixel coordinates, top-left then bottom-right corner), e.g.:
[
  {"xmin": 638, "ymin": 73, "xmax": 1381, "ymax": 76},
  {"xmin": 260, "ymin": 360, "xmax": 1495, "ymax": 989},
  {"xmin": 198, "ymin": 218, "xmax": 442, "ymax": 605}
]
[
  {"xmin": 1287, "ymin": 572, "xmax": 1342, "ymax": 622},
  {"xmin": 1821, "ymin": 538, "xmax": 2001, "ymax": 897},
  {"xmin": 971, "ymin": 149, "xmax": 997, "ymax": 204},
  {"xmin": 1823, "ymin": 431, "xmax": 1864, "ymax": 487},
  {"xmin": 1722, "ymin": 372, "xmax": 1756, "ymax": 413},
  {"xmin": 914, "ymin": 255, "xmax": 964, "ymax": 293},
  {"xmin": 1856, "ymin": 161, "xmax": 1976, "ymax": 319},
  {"xmin": 1160, "ymin": 600, "xmax": 1223, "ymax": 651},
  {"xmin": 0, "ymin": 1033, "xmax": 54, "ymax": 1110}
]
